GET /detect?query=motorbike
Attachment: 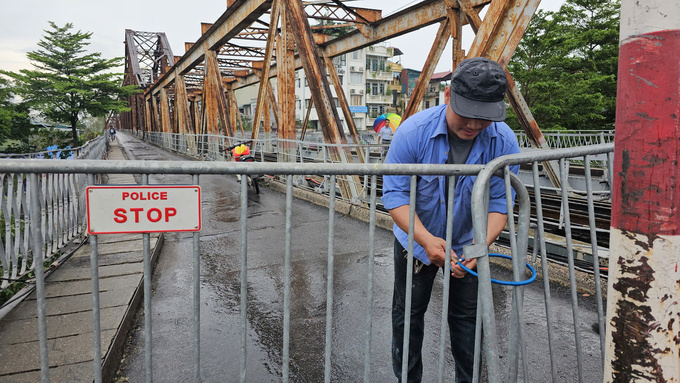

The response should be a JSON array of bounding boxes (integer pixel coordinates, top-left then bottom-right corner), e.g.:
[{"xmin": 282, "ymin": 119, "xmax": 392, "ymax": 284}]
[{"xmin": 226, "ymin": 141, "xmax": 260, "ymax": 194}]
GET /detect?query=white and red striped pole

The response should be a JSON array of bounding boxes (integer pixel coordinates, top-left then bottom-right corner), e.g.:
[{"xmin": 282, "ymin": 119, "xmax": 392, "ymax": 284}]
[{"xmin": 604, "ymin": 1, "xmax": 680, "ymax": 381}]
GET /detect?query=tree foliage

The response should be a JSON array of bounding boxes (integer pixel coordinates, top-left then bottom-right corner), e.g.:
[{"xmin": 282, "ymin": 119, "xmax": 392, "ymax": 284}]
[
  {"xmin": 312, "ymin": 19, "xmax": 354, "ymax": 38},
  {"xmin": 507, "ymin": 0, "xmax": 620, "ymax": 131},
  {"xmin": 1, "ymin": 22, "xmax": 139, "ymax": 146},
  {"xmin": 0, "ymin": 77, "xmax": 33, "ymax": 146}
]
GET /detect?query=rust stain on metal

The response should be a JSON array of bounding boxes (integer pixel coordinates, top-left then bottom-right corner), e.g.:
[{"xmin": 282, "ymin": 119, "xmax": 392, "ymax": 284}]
[{"xmin": 610, "ymin": 249, "xmax": 667, "ymax": 382}]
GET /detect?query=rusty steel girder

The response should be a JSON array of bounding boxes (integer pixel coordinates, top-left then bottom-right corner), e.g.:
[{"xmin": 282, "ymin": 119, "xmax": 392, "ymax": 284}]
[
  {"xmin": 124, "ymin": 30, "xmax": 174, "ymax": 89},
  {"xmin": 127, "ymin": 0, "xmax": 561, "ymax": 200},
  {"xmin": 121, "ymin": 30, "xmax": 174, "ymax": 132}
]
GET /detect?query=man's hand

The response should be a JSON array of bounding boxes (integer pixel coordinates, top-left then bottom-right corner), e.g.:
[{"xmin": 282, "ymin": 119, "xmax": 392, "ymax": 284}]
[
  {"xmin": 451, "ymin": 256, "xmax": 476, "ymax": 278},
  {"xmin": 421, "ymin": 236, "xmax": 448, "ymax": 267}
]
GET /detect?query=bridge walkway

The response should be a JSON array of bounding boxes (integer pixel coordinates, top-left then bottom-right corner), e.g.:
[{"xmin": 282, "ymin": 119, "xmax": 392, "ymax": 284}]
[{"xmin": 0, "ymin": 138, "xmax": 162, "ymax": 382}]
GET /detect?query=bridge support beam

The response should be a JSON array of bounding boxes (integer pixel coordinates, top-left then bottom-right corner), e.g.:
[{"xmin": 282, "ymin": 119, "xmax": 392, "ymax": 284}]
[
  {"xmin": 174, "ymin": 75, "xmax": 194, "ymax": 136},
  {"xmin": 203, "ymin": 50, "xmax": 233, "ymax": 136},
  {"xmin": 402, "ymin": 19, "xmax": 451, "ymax": 121},
  {"xmin": 323, "ymin": 53, "xmax": 365, "ymax": 164},
  {"xmin": 277, "ymin": 5, "xmax": 296, "ymax": 162},
  {"xmin": 159, "ymin": 87, "xmax": 172, "ymax": 134},
  {"xmin": 285, "ymin": 0, "xmax": 362, "ymax": 201},
  {"xmin": 604, "ymin": 1, "xmax": 680, "ymax": 381},
  {"xmin": 455, "ymin": 0, "xmax": 563, "ymax": 189},
  {"xmin": 251, "ymin": 0, "xmax": 280, "ymax": 144}
]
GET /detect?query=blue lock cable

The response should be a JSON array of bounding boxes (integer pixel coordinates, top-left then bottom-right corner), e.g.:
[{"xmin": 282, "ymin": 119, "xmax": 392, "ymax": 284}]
[{"xmin": 455, "ymin": 253, "xmax": 537, "ymax": 286}]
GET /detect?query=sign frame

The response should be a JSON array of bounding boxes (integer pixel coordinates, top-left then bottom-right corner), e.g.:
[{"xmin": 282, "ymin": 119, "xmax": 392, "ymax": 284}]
[{"xmin": 86, "ymin": 185, "xmax": 201, "ymax": 235}]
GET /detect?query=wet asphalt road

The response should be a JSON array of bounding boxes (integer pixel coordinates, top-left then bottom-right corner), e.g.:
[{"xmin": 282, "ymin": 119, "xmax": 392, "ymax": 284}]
[{"xmin": 115, "ymin": 133, "xmax": 604, "ymax": 382}]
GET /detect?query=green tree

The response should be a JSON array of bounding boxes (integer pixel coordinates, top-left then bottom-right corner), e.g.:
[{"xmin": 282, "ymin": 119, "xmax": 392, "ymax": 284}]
[
  {"xmin": 507, "ymin": 0, "xmax": 619, "ymax": 131},
  {"xmin": 312, "ymin": 19, "xmax": 354, "ymax": 38},
  {"xmin": 0, "ymin": 77, "xmax": 33, "ymax": 148},
  {"xmin": 1, "ymin": 22, "xmax": 139, "ymax": 146}
]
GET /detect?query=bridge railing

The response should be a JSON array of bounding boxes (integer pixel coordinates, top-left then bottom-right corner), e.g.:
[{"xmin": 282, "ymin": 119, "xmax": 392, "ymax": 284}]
[
  {"xmin": 129, "ymin": 130, "xmax": 391, "ymax": 203},
  {"xmin": 126, "ymin": 130, "xmax": 613, "ymax": 206},
  {"xmin": 0, "ymin": 141, "xmax": 615, "ymax": 382},
  {"xmin": 516, "ymin": 130, "xmax": 614, "ymax": 149},
  {"xmin": 0, "ymin": 136, "xmax": 108, "ymax": 290}
]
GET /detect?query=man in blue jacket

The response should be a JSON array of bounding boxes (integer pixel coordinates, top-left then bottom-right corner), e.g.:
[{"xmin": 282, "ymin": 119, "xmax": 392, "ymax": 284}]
[{"xmin": 382, "ymin": 57, "xmax": 520, "ymax": 382}]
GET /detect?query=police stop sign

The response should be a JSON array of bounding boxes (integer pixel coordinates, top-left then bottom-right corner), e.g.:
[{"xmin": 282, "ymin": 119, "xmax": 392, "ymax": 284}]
[{"xmin": 86, "ymin": 185, "xmax": 201, "ymax": 234}]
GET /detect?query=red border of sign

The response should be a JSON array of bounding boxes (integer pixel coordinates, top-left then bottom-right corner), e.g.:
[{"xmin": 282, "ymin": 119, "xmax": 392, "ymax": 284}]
[{"xmin": 86, "ymin": 185, "xmax": 202, "ymax": 234}]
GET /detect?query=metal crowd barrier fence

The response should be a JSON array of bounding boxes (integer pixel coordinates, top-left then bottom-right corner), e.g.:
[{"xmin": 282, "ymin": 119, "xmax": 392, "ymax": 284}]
[
  {"xmin": 130, "ymin": 130, "xmax": 391, "ymax": 165},
  {"xmin": 0, "ymin": 136, "xmax": 108, "ymax": 291},
  {"xmin": 127, "ymin": 130, "xmax": 390, "ymax": 203},
  {"xmin": 0, "ymin": 141, "xmax": 614, "ymax": 382},
  {"xmin": 469, "ymin": 142, "xmax": 614, "ymax": 383},
  {"xmin": 127, "ymin": 130, "xmax": 613, "ymax": 203}
]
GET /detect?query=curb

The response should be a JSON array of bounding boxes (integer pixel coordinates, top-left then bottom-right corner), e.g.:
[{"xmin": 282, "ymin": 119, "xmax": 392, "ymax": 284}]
[{"xmin": 101, "ymin": 234, "xmax": 164, "ymax": 382}]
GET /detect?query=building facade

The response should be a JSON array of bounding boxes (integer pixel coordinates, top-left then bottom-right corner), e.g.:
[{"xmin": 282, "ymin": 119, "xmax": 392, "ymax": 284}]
[{"xmin": 294, "ymin": 43, "xmax": 401, "ymax": 135}]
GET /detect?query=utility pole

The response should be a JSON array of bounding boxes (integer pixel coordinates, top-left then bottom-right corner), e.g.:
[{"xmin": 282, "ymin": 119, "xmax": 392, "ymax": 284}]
[{"xmin": 604, "ymin": 1, "xmax": 680, "ymax": 381}]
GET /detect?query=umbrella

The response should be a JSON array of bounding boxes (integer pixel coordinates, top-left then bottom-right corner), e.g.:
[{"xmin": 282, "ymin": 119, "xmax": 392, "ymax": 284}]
[{"xmin": 372, "ymin": 113, "xmax": 402, "ymax": 133}]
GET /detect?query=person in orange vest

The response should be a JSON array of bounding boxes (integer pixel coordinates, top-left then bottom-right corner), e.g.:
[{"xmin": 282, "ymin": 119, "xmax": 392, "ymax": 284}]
[{"xmin": 232, "ymin": 144, "xmax": 250, "ymax": 161}]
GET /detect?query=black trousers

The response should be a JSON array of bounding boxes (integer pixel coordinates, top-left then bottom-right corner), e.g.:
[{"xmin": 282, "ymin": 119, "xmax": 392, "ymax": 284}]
[{"xmin": 391, "ymin": 239, "xmax": 479, "ymax": 383}]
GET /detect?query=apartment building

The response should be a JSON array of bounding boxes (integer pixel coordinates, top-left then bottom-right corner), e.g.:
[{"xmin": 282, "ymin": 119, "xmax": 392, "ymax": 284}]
[
  {"xmin": 236, "ymin": 44, "xmax": 404, "ymax": 136},
  {"xmin": 400, "ymin": 69, "xmax": 450, "ymax": 113},
  {"xmin": 294, "ymin": 43, "xmax": 401, "ymax": 134}
]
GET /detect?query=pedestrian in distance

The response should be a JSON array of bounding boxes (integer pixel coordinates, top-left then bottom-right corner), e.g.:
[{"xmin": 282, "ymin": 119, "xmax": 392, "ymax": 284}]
[
  {"xmin": 379, "ymin": 120, "xmax": 394, "ymax": 145},
  {"xmin": 109, "ymin": 127, "xmax": 116, "ymax": 141},
  {"xmin": 381, "ymin": 57, "xmax": 521, "ymax": 383}
]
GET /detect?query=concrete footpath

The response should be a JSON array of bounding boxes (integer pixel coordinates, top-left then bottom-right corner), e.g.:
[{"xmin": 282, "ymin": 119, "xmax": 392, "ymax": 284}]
[{"xmin": 0, "ymin": 136, "xmax": 163, "ymax": 382}]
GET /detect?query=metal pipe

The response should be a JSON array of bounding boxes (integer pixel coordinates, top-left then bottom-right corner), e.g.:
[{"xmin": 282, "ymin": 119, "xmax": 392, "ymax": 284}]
[
  {"xmin": 532, "ymin": 161, "xmax": 558, "ymax": 382},
  {"xmin": 88, "ymin": 174, "xmax": 103, "ymax": 383},
  {"xmin": 283, "ymin": 176, "xmax": 293, "ymax": 383},
  {"xmin": 560, "ymin": 158, "xmax": 584, "ymax": 382},
  {"xmin": 239, "ymin": 174, "xmax": 248, "ymax": 383},
  {"xmin": 583, "ymin": 156, "xmax": 605, "ymax": 363},
  {"xmin": 192, "ymin": 174, "xmax": 201, "ymax": 382},
  {"xmin": 437, "ymin": 175, "xmax": 455, "ymax": 383},
  {"xmin": 400, "ymin": 175, "xmax": 417, "ymax": 383},
  {"xmin": 30, "ymin": 173, "xmax": 50, "ymax": 382},
  {"xmin": 504, "ymin": 166, "xmax": 522, "ymax": 382},
  {"xmin": 363, "ymin": 175, "xmax": 377, "ymax": 383},
  {"xmin": 324, "ymin": 175, "xmax": 336, "ymax": 383},
  {"xmin": 0, "ymin": 143, "xmax": 614, "ymax": 176},
  {"xmin": 142, "ymin": 173, "xmax": 153, "ymax": 383}
]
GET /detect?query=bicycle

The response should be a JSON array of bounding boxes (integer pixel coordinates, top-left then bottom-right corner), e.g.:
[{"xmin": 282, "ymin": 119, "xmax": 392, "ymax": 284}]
[{"xmin": 226, "ymin": 141, "xmax": 260, "ymax": 194}]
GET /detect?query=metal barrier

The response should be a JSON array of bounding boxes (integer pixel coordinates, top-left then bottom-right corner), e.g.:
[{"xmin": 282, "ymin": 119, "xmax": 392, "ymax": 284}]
[
  {"xmin": 0, "ymin": 136, "xmax": 108, "ymax": 290},
  {"xmin": 469, "ymin": 142, "xmax": 614, "ymax": 382},
  {"xmin": 129, "ymin": 130, "xmax": 389, "ymax": 203},
  {"xmin": 0, "ymin": 141, "xmax": 614, "ymax": 382},
  {"xmin": 127, "ymin": 130, "xmax": 613, "ymax": 204}
]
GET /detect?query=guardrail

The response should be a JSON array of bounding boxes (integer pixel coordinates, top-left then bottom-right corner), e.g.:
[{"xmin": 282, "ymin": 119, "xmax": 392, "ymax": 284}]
[
  {"xmin": 0, "ymin": 136, "xmax": 108, "ymax": 290},
  {"xmin": 129, "ymin": 130, "xmax": 614, "ymax": 206},
  {"xmin": 0, "ymin": 141, "xmax": 615, "ymax": 382},
  {"xmin": 130, "ymin": 131, "xmax": 392, "ymax": 204},
  {"xmin": 516, "ymin": 130, "xmax": 614, "ymax": 149}
]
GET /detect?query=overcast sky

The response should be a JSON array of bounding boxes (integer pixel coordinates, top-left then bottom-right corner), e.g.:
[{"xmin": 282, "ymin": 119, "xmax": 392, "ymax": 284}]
[{"xmin": 0, "ymin": 0, "xmax": 565, "ymax": 74}]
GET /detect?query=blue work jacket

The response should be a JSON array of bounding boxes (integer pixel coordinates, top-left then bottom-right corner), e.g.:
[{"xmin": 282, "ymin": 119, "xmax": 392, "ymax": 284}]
[{"xmin": 382, "ymin": 104, "xmax": 521, "ymax": 264}]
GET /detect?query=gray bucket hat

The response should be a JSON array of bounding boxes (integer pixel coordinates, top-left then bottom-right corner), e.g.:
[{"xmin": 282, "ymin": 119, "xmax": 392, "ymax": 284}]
[{"xmin": 450, "ymin": 57, "xmax": 508, "ymax": 121}]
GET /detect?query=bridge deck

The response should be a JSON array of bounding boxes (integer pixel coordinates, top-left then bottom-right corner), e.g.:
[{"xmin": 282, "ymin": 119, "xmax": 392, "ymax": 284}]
[{"xmin": 0, "ymin": 140, "xmax": 162, "ymax": 382}]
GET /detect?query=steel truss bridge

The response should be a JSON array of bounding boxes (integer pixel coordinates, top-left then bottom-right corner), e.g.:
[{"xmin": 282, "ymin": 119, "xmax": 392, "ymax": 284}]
[{"xmin": 114, "ymin": 0, "xmax": 568, "ymax": 203}]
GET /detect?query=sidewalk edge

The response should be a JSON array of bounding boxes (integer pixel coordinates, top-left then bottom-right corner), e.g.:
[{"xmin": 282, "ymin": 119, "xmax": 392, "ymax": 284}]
[{"xmin": 101, "ymin": 233, "xmax": 165, "ymax": 382}]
